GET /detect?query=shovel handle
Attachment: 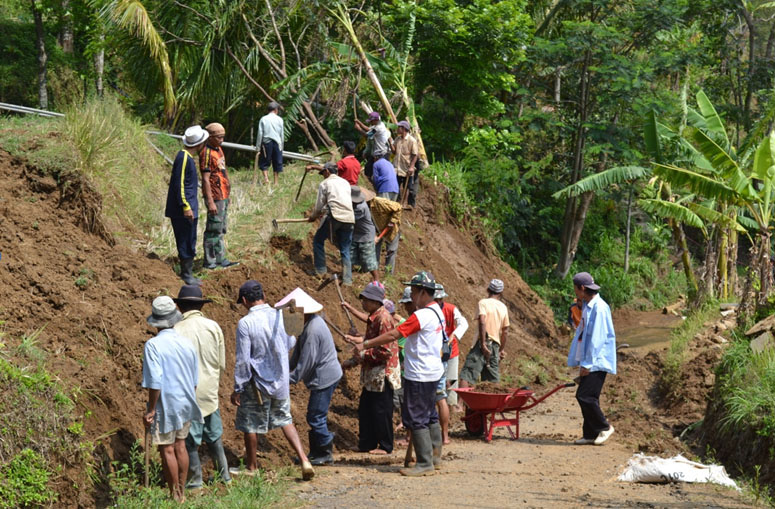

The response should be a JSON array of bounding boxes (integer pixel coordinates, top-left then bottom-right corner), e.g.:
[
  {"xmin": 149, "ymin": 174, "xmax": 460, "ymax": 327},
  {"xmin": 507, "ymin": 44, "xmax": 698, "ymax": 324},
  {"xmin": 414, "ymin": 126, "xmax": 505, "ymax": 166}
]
[
  {"xmin": 374, "ymin": 225, "xmax": 391, "ymax": 243},
  {"xmin": 274, "ymin": 218, "xmax": 310, "ymax": 224},
  {"xmin": 334, "ymin": 275, "xmax": 357, "ymax": 329}
]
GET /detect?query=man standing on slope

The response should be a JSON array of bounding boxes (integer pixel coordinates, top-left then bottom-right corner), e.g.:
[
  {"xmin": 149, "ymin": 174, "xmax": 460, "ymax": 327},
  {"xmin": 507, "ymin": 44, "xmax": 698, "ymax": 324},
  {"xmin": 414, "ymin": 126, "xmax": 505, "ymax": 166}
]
[
  {"xmin": 143, "ymin": 296, "xmax": 202, "ymax": 503},
  {"xmin": 308, "ymin": 163, "xmax": 355, "ymax": 285},
  {"xmin": 166, "ymin": 125, "xmax": 209, "ymax": 286},
  {"xmin": 172, "ymin": 285, "xmax": 230, "ymax": 488},
  {"xmin": 355, "ymin": 111, "xmax": 391, "ymax": 179},
  {"xmin": 567, "ymin": 272, "xmax": 616, "ymax": 446},
  {"xmin": 393, "ymin": 120, "xmax": 420, "ymax": 208},
  {"xmin": 256, "ymin": 102, "xmax": 284, "ymax": 186},
  {"xmin": 459, "ymin": 279, "xmax": 510, "ymax": 388},
  {"xmin": 281, "ymin": 288, "xmax": 343, "ymax": 466},
  {"xmin": 200, "ymin": 122, "xmax": 238, "ymax": 270},
  {"xmin": 348, "ymin": 271, "xmax": 445, "ymax": 476},
  {"xmin": 230, "ymin": 280, "xmax": 314, "ymax": 480}
]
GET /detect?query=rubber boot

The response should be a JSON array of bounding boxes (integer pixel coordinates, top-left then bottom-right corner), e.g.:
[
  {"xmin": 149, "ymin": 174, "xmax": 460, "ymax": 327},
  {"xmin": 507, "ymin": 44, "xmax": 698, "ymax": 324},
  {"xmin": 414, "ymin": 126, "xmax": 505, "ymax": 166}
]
[
  {"xmin": 429, "ymin": 422, "xmax": 443, "ymax": 470},
  {"xmin": 207, "ymin": 437, "xmax": 231, "ymax": 484},
  {"xmin": 399, "ymin": 429, "xmax": 435, "ymax": 477},
  {"xmin": 179, "ymin": 258, "xmax": 202, "ymax": 286},
  {"xmin": 185, "ymin": 436, "xmax": 203, "ymax": 489},
  {"xmin": 342, "ymin": 261, "xmax": 353, "ymax": 286},
  {"xmin": 307, "ymin": 431, "xmax": 334, "ymax": 466}
]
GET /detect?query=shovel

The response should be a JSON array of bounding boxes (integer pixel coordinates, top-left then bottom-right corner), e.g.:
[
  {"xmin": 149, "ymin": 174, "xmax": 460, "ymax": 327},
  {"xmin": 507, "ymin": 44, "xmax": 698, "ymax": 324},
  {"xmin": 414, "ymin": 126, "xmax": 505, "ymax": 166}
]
[{"xmin": 272, "ymin": 217, "xmax": 309, "ymax": 229}]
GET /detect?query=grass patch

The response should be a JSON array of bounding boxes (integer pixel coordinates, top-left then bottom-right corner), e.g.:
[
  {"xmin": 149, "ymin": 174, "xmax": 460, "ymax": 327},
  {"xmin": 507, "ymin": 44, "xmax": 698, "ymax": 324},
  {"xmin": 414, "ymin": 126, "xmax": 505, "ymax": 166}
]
[
  {"xmin": 0, "ymin": 332, "xmax": 89, "ymax": 506},
  {"xmin": 110, "ymin": 441, "xmax": 292, "ymax": 508},
  {"xmin": 659, "ymin": 301, "xmax": 718, "ymax": 399}
]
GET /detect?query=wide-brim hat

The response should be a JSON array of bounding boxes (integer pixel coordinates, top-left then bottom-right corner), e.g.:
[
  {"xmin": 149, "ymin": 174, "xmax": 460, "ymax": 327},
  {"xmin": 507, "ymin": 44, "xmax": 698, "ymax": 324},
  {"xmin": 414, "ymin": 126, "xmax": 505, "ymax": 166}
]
[
  {"xmin": 183, "ymin": 125, "xmax": 209, "ymax": 147},
  {"xmin": 351, "ymin": 185, "xmax": 366, "ymax": 204},
  {"xmin": 275, "ymin": 287, "xmax": 323, "ymax": 314},
  {"xmin": 147, "ymin": 296, "xmax": 183, "ymax": 328},
  {"xmin": 173, "ymin": 284, "xmax": 212, "ymax": 304},
  {"xmin": 434, "ymin": 283, "xmax": 447, "ymax": 300}
]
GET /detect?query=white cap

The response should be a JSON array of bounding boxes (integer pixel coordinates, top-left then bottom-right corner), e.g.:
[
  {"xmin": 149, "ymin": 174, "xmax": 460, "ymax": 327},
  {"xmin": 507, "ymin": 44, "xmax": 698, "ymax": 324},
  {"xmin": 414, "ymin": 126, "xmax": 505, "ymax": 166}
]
[
  {"xmin": 275, "ymin": 287, "xmax": 323, "ymax": 314},
  {"xmin": 183, "ymin": 125, "xmax": 209, "ymax": 147}
]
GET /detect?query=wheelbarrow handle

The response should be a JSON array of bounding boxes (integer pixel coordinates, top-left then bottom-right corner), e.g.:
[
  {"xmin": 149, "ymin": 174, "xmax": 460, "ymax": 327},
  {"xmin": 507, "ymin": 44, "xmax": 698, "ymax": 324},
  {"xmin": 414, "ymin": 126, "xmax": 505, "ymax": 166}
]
[{"xmin": 517, "ymin": 382, "xmax": 575, "ymax": 412}]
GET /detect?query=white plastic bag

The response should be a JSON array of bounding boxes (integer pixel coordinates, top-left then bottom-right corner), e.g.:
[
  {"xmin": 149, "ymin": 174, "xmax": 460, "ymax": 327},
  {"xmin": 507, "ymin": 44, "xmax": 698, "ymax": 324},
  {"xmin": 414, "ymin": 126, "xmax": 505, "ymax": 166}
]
[{"xmin": 618, "ymin": 453, "xmax": 738, "ymax": 489}]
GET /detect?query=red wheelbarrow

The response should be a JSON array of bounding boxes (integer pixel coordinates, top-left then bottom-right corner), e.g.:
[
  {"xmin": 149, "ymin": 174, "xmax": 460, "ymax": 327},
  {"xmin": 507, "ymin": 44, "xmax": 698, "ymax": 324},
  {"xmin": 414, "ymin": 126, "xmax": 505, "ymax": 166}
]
[{"xmin": 454, "ymin": 382, "xmax": 575, "ymax": 442}]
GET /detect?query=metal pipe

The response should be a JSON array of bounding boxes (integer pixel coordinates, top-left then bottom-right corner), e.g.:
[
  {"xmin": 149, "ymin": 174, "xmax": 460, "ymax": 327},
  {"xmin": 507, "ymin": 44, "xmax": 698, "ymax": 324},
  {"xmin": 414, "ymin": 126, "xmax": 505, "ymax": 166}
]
[
  {"xmin": 146, "ymin": 130, "xmax": 321, "ymax": 163},
  {"xmin": 0, "ymin": 102, "xmax": 64, "ymax": 118}
]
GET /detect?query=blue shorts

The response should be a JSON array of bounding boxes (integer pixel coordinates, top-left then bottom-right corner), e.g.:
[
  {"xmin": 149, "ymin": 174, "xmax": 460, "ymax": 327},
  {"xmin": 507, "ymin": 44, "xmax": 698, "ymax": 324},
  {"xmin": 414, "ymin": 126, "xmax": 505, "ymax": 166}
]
[
  {"xmin": 235, "ymin": 385, "xmax": 292, "ymax": 434},
  {"xmin": 188, "ymin": 409, "xmax": 223, "ymax": 445}
]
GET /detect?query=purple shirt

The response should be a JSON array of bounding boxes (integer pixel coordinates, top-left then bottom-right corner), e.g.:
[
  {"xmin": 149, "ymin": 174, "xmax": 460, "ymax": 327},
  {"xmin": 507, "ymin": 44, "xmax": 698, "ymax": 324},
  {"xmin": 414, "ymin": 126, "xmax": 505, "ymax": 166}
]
[{"xmin": 371, "ymin": 157, "xmax": 399, "ymax": 194}]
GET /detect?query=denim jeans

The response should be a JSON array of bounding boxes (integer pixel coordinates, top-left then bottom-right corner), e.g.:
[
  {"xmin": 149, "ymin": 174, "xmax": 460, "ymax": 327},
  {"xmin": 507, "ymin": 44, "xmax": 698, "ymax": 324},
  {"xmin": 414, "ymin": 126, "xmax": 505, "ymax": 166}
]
[
  {"xmin": 307, "ymin": 381, "xmax": 339, "ymax": 447},
  {"xmin": 313, "ymin": 217, "xmax": 353, "ymax": 283}
]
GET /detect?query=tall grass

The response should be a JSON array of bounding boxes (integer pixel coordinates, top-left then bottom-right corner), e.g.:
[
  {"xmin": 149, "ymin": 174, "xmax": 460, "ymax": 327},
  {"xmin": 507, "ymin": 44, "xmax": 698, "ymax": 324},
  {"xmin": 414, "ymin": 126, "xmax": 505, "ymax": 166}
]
[
  {"xmin": 64, "ymin": 96, "xmax": 168, "ymax": 236},
  {"xmin": 716, "ymin": 338, "xmax": 775, "ymax": 436},
  {"xmin": 659, "ymin": 301, "xmax": 719, "ymax": 398}
]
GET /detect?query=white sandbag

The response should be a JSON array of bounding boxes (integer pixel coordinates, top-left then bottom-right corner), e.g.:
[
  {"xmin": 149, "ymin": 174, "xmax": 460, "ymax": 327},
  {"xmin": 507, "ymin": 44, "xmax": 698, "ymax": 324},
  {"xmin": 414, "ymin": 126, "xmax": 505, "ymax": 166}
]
[{"xmin": 618, "ymin": 453, "xmax": 738, "ymax": 489}]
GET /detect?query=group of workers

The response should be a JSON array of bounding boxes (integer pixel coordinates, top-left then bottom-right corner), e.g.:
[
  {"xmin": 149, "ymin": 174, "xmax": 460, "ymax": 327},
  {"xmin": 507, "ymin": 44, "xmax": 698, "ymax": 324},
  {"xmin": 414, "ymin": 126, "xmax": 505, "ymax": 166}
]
[
  {"xmin": 165, "ymin": 104, "xmax": 422, "ymax": 287},
  {"xmin": 142, "ymin": 271, "xmax": 513, "ymax": 501},
  {"xmin": 154, "ymin": 105, "xmax": 617, "ymax": 502}
]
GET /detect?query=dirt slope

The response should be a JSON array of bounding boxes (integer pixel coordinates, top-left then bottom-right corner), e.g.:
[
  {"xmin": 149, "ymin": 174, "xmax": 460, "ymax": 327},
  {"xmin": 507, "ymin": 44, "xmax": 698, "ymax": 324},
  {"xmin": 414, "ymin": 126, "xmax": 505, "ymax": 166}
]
[{"xmin": 0, "ymin": 150, "xmax": 561, "ymax": 507}]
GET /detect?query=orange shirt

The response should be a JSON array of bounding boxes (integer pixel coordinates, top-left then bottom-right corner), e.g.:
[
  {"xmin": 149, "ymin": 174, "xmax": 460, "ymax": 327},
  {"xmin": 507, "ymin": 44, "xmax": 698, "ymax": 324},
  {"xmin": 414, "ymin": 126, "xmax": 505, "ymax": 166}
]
[{"xmin": 199, "ymin": 145, "xmax": 231, "ymax": 201}]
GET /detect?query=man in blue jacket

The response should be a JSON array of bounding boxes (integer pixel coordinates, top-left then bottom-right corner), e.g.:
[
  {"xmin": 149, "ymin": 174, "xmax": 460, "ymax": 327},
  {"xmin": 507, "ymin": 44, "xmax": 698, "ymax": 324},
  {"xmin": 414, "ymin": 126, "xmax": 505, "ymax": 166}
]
[
  {"xmin": 166, "ymin": 126, "xmax": 209, "ymax": 285},
  {"xmin": 566, "ymin": 272, "xmax": 616, "ymax": 446}
]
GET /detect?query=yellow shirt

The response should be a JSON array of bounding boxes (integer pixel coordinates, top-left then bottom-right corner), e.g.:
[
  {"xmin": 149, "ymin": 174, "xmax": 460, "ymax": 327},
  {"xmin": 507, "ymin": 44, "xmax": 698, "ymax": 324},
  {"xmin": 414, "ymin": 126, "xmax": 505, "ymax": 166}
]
[
  {"xmin": 478, "ymin": 298, "xmax": 509, "ymax": 344},
  {"xmin": 369, "ymin": 197, "xmax": 402, "ymax": 242},
  {"xmin": 174, "ymin": 310, "xmax": 226, "ymax": 416}
]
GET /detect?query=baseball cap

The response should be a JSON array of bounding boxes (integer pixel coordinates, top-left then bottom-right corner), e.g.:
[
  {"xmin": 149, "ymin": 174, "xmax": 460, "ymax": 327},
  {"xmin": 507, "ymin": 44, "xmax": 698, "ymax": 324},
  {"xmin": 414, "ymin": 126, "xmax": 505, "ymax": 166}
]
[
  {"xmin": 237, "ymin": 280, "xmax": 264, "ymax": 303},
  {"xmin": 572, "ymin": 272, "xmax": 600, "ymax": 290}
]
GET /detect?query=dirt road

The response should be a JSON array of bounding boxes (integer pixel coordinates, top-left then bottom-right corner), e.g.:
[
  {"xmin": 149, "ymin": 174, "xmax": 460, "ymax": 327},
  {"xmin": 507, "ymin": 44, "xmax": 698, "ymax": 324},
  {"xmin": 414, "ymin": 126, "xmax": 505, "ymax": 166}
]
[{"xmin": 293, "ymin": 383, "xmax": 751, "ymax": 508}]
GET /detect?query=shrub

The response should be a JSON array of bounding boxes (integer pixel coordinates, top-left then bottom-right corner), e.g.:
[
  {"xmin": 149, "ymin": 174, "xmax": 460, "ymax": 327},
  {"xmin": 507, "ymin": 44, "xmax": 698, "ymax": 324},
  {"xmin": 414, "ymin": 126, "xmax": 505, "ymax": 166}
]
[{"xmin": 0, "ymin": 449, "xmax": 55, "ymax": 508}]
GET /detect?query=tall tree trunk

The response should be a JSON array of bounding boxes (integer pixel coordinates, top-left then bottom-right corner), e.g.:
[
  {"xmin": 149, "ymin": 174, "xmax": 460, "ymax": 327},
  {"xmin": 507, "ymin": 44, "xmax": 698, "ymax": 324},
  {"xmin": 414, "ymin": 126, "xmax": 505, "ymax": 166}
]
[
  {"xmin": 94, "ymin": 35, "xmax": 105, "ymax": 97},
  {"xmin": 31, "ymin": 0, "xmax": 48, "ymax": 109},
  {"xmin": 717, "ymin": 226, "xmax": 729, "ymax": 300},
  {"xmin": 728, "ymin": 225, "xmax": 738, "ymax": 298},
  {"xmin": 758, "ymin": 231, "xmax": 773, "ymax": 307},
  {"xmin": 555, "ymin": 52, "xmax": 590, "ymax": 279},
  {"xmin": 624, "ymin": 186, "xmax": 633, "ymax": 273},
  {"xmin": 700, "ymin": 229, "xmax": 718, "ymax": 302},
  {"xmin": 59, "ymin": 0, "xmax": 74, "ymax": 53},
  {"xmin": 671, "ymin": 220, "xmax": 698, "ymax": 302},
  {"xmin": 740, "ymin": 2, "xmax": 756, "ymax": 130}
]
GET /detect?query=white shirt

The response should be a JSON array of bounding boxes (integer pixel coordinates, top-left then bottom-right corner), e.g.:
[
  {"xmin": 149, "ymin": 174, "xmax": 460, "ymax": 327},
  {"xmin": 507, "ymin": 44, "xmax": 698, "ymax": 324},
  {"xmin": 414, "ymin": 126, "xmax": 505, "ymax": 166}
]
[
  {"xmin": 311, "ymin": 174, "xmax": 355, "ymax": 224},
  {"xmin": 257, "ymin": 112, "xmax": 284, "ymax": 151},
  {"xmin": 396, "ymin": 302, "xmax": 445, "ymax": 382}
]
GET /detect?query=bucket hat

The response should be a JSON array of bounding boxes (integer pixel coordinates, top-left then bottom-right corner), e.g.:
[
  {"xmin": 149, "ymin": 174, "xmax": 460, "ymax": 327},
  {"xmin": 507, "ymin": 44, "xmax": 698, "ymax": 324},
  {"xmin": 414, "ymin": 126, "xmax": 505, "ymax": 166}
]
[
  {"xmin": 359, "ymin": 281, "xmax": 386, "ymax": 302},
  {"xmin": 434, "ymin": 283, "xmax": 448, "ymax": 300},
  {"xmin": 147, "ymin": 296, "xmax": 183, "ymax": 328}
]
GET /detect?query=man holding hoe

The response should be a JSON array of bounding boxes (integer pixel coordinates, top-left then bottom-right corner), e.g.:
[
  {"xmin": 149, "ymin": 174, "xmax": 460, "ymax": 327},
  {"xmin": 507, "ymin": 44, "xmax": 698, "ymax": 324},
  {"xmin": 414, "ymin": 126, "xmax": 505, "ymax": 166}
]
[{"xmin": 347, "ymin": 271, "xmax": 445, "ymax": 476}]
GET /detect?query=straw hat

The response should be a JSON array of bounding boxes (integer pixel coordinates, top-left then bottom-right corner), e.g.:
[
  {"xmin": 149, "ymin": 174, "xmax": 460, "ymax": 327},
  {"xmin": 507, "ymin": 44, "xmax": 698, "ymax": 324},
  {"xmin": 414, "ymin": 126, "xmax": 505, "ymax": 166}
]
[{"xmin": 275, "ymin": 288, "xmax": 323, "ymax": 314}]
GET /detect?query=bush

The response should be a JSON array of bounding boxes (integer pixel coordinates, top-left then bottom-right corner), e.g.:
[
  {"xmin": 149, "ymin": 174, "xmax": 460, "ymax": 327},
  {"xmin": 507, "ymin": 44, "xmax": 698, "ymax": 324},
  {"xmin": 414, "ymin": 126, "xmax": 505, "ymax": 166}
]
[{"xmin": 0, "ymin": 449, "xmax": 55, "ymax": 508}]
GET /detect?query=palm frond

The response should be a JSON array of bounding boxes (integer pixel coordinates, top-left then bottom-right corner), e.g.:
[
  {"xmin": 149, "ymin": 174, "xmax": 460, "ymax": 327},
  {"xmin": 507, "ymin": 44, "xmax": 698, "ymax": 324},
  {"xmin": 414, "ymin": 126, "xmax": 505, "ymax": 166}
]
[
  {"xmin": 652, "ymin": 163, "xmax": 741, "ymax": 204},
  {"xmin": 639, "ymin": 198, "xmax": 705, "ymax": 229},
  {"xmin": 552, "ymin": 166, "xmax": 649, "ymax": 199},
  {"xmin": 100, "ymin": 0, "xmax": 176, "ymax": 119}
]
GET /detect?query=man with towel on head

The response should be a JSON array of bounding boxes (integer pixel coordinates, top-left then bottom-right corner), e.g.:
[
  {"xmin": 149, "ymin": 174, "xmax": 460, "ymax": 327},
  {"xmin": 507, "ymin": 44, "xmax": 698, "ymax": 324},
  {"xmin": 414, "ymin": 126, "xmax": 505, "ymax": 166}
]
[{"xmin": 279, "ymin": 288, "xmax": 343, "ymax": 465}]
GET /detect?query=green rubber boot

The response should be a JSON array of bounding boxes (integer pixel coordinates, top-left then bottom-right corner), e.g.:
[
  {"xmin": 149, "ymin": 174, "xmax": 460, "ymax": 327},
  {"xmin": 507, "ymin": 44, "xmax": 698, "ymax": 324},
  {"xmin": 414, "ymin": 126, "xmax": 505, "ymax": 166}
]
[
  {"xmin": 429, "ymin": 422, "xmax": 443, "ymax": 470},
  {"xmin": 399, "ymin": 428, "xmax": 435, "ymax": 477}
]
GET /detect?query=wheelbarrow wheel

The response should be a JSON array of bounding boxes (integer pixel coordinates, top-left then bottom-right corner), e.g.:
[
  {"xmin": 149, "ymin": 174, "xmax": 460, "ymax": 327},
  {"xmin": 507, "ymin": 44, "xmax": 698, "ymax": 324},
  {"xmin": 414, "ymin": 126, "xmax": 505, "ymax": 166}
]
[{"xmin": 464, "ymin": 407, "xmax": 486, "ymax": 436}]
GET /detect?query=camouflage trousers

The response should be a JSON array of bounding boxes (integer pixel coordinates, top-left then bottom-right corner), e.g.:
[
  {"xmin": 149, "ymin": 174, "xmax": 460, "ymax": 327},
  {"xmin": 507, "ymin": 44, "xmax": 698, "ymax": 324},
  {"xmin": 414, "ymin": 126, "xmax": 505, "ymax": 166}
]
[{"xmin": 204, "ymin": 199, "xmax": 229, "ymax": 267}]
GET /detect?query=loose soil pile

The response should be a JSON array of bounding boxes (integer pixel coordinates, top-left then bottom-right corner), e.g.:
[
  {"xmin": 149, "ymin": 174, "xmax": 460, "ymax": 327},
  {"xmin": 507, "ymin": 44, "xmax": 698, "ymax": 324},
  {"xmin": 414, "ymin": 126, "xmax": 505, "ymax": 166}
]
[{"xmin": 0, "ymin": 151, "xmax": 562, "ymax": 507}]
